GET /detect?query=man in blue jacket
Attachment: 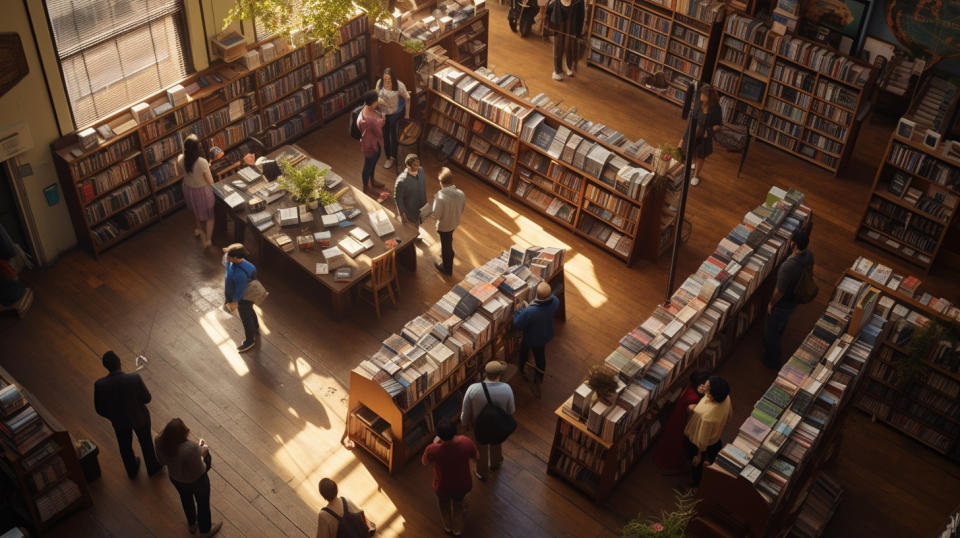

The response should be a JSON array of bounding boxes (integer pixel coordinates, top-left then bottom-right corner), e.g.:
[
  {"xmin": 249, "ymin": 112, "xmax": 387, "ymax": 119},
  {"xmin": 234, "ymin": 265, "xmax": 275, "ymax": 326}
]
[
  {"xmin": 513, "ymin": 281, "xmax": 560, "ymax": 398},
  {"xmin": 224, "ymin": 245, "xmax": 259, "ymax": 352}
]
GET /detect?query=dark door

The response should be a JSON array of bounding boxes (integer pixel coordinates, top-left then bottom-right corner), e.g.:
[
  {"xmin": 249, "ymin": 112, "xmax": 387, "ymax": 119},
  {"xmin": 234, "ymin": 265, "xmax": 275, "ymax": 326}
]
[{"xmin": 0, "ymin": 162, "xmax": 34, "ymax": 260}]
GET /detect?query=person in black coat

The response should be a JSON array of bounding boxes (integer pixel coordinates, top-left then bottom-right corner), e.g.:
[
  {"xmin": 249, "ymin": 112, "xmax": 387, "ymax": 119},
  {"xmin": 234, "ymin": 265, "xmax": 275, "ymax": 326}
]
[
  {"xmin": 94, "ymin": 351, "xmax": 163, "ymax": 478},
  {"xmin": 547, "ymin": 0, "xmax": 585, "ymax": 80}
]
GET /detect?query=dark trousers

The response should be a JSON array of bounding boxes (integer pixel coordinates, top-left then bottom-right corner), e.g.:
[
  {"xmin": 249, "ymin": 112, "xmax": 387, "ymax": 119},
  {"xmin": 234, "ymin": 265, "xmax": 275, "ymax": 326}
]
[
  {"xmin": 384, "ymin": 112, "xmax": 402, "ymax": 160},
  {"xmin": 552, "ymin": 33, "xmax": 577, "ymax": 73},
  {"xmin": 113, "ymin": 419, "xmax": 162, "ymax": 477},
  {"xmin": 684, "ymin": 436, "xmax": 722, "ymax": 486},
  {"xmin": 238, "ymin": 299, "xmax": 259, "ymax": 344},
  {"xmin": 171, "ymin": 473, "xmax": 212, "ymax": 532},
  {"xmin": 361, "ymin": 149, "xmax": 381, "ymax": 188},
  {"xmin": 763, "ymin": 304, "xmax": 795, "ymax": 369},
  {"xmin": 438, "ymin": 230, "xmax": 454, "ymax": 273},
  {"xmin": 519, "ymin": 341, "xmax": 546, "ymax": 383}
]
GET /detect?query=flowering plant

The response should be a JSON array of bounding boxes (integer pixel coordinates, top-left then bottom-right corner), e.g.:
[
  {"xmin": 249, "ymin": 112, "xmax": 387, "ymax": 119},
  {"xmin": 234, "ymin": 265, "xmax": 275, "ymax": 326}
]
[
  {"xmin": 622, "ymin": 489, "xmax": 699, "ymax": 538},
  {"xmin": 658, "ymin": 143, "xmax": 684, "ymax": 163}
]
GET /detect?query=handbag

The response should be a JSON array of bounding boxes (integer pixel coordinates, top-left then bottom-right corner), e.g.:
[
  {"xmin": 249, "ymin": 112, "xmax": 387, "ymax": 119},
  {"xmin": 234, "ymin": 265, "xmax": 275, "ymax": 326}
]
[
  {"xmin": 473, "ymin": 382, "xmax": 517, "ymax": 444},
  {"xmin": 714, "ymin": 124, "xmax": 749, "ymax": 153},
  {"xmin": 242, "ymin": 279, "xmax": 268, "ymax": 305}
]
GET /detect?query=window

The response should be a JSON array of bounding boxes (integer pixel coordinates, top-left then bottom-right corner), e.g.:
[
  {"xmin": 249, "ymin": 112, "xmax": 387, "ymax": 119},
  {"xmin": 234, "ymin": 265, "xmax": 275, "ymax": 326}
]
[{"xmin": 45, "ymin": 0, "xmax": 192, "ymax": 128}]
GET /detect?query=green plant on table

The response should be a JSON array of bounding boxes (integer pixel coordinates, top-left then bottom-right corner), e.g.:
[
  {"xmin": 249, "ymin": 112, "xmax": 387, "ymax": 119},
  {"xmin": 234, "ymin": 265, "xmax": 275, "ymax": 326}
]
[
  {"xmin": 401, "ymin": 38, "xmax": 426, "ymax": 53},
  {"xmin": 278, "ymin": 158, "xmax": 327, "ymax": 204},
  {"xmin": 622, "ymin": 489, "xmax": 700, "ymax": 538}
]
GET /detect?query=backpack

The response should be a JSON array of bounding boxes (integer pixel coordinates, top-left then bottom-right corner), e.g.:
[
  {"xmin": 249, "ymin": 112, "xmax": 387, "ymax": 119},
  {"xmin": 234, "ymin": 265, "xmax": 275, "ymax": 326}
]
[
  {"xmin": 474, "ymin": 382, "xmax": 517, "ymax": 445},
  {"xmin": 322, "ymin": 498, "xmax": 370, "ymax": 538},
  {"xmin": 349, "ymin": 105, "xmax": 364, "ymax": 140},
  {"xmin": 793, "ymin": 261, "xmax": 818, "ymax": 304}
]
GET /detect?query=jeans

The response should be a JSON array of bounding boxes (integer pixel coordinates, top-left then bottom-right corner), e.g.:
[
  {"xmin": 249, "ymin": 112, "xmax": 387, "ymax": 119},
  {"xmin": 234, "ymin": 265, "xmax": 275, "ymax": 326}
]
[
  {"xmin": 519, "ymin": 342, "xmax": 546, "ymax": 383},
  {"xmin": 113, "ymin": 419, "xmax": 162, "ymax": 477},
  {"xmin": 384, "ymin": 112, "xmax": 402, "ymax": 160},
  {"xmin": 171, "ymin": 473, "xmax": 212, "ymax": 532},
  {"xmin": 476, "ymin": 443, "xmax": 503, "ymax": 479},
  {"xmin": 684, "ymin": 436, "xmax": 722, "ymax": 486},
  {"xmin": 438, "ymin": 230, "xmax": 454, "ymax": 273},
  {"xmin": 362, "ymin": 149, "xmax": 381, "ymax": 189},
  {"xmin": 238, "ymin": 299, "xmax": 259, "ymax": 344},
  {"xmin": 436, "ymin": 490, "xmax": 467, "ymax": 534},
  {"xmin": 763, "ymin": 304, "xmax": 795, "ymax": 369}
]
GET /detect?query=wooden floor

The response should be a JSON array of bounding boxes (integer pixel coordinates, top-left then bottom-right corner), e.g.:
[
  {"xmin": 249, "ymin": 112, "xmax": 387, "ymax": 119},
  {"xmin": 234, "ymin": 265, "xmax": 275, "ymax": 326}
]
[{"xmin": 3, "ymin": 6, "xmax": 960, "ymax": 536}]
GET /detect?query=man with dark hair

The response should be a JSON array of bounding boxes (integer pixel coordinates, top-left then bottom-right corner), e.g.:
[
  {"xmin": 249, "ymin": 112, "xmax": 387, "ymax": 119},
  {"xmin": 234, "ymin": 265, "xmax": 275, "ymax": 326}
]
[
  {"xmin": 94, "ymin": 351, "xmax": 163, "ymax": 478},
  {"xmin": 316, "ymin": 477, "xmax": 371, "ymax": 538},
  {"xmin": 394, "ymin": 153, "xmax": 427, "ymax": 225},
  {"xmin": 763, "ymin": 230, "xmax": 814, "ymax": 369},
  {"xmin": 683, "ymin": 376, "xmax": 732, "ymax": 487},
  {"xmin": 421, "ymin": 420, "xmax": 478, "ymax": 536},
  {"xmin": 422, "ymin": 168, "xmax": 466, "ymax": 276},
  {"xmin": 223, "ymin": 245, "xmax": 259, "ymax": 352}
]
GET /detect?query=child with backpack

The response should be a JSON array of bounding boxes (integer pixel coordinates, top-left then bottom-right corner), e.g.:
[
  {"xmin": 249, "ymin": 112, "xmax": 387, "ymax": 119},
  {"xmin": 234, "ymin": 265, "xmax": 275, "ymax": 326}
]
[
  {"xmin": 317, "ymin": 478, "xmax": 374, "ymax": 538},
  {"xmin": 763, "ymin": 229, "xmax": 816, "ymax": 369}
]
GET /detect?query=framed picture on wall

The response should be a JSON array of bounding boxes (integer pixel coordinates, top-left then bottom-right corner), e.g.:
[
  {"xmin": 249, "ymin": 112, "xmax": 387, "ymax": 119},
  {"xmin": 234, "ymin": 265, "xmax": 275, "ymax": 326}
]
[
  {"xmin": 923, "ymin": 129, "xmax": 941, "ymax": 150},
  {"xmin": 799, "ymin": 0, "xmax": 873, "ymax": 56},
  {"xmin": 897, "ymin": 118, "xmax": 916, "ymax": 139}
]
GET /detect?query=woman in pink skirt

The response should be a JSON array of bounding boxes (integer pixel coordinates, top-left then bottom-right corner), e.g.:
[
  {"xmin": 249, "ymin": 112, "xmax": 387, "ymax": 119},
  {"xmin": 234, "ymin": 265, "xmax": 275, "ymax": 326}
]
[{"xmin": 178, "ymin": 134, "xmax": 215, "ymax": 248}]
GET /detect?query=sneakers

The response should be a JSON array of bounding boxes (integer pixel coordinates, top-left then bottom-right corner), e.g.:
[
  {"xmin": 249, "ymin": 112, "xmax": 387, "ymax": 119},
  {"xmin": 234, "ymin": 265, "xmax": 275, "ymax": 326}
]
[
  {"xmin": 474, "ymin": 470, "xmax": 487, "ymax": 481},
  {"xmin": 383, "ymin": 157, "xmax": 394, "ymax": 169},
  {"xmin": 237, "ymin": 340, "xmax": 255, "ymax": 353},
  {"xmin": 690, "ymin": 176, "xmax": 701, "ymax": 186},
  {"xmin": 552, "ymin": 72, "xmax": 563, "ymax": 81},
  {"xmin": 564, "ymin": 63, "xmax": 575, "ymax": 77},
  {"xmin": 204, "ymin": 521, "xmax": 222, "ymax": 537}
]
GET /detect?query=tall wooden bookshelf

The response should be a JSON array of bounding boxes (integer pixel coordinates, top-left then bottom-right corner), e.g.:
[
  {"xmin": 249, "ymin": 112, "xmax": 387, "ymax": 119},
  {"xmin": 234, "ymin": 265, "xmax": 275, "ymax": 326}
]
[
  {"xmin": 51, "ymin": 15, "xmax": 371, "ymax": 256},
  {"xmin": 424, "ymin": 61, "xmax": 673, "ymax": 265},
  {"xmin": 0, "ymin": 366, "xmax": 92, "ymax": 534},
  {"xmin": 586, "ymin": 0, "xmax": 725, "ymax": 105},
  {"xmin": 855, "ymin": 132, "xmax": 960, "ymax": 271},
  {"xmin": 711, "ymin": 13, "xmax": 876, "ymax": 174},
  {"xmin": 547, "ymin": 187, "xmax": 812, "ymax": 500},
  {"xmin": 348, "ymin": 251, "xmax": 565, "ymax": 473},
  {"xmin": 845, "ymin": 261, "xmax": 960, "ymax": 463}
]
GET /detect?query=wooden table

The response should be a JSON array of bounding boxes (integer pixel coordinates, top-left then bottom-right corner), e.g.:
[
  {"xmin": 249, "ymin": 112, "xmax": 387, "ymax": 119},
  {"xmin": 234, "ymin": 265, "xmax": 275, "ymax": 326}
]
[{"xmin": 212, "ymin": 145, "xmax": 417, "ymax": 314}]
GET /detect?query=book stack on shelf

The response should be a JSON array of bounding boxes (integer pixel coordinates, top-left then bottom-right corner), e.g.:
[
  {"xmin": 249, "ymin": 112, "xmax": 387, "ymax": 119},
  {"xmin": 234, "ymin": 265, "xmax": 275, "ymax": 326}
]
[
  {"xmin": 697, "ymin": 292, "xmax": 885, "ymax": 537},
  {"xmin": 845, "ymin": 256, "xmax": 960, "ymax": 463},
  {"xmin": 787, "ymin": 473, "xmax": 843, "ymax": 538},
  {"xmin": 52, "ymin": 15, "xmax": 373, "ymax": 256},
  {"xmin": 547, "ymin": 186, "xmax": 811, "ymax": 500},
  {"xmin": 900, "ymin": 74, "xmax": 959, "ymax": 136},
  {"xmin": 426, "ymin": 61, "xmax": 683, "ymax": 265},
  {"xmin": 0, "ymin": 368, "xmax": 91, "ymax": 533},
  {"xmin": 348, "ymin": 245, "xmax": 565, "ymax": 472},
  {"xmin": 586, "ymin": 0, "xmax": 725, "ymax": 105},
  {"xmin": 711, "ymin": 12, "xmax": 875, "ymax": 174}
]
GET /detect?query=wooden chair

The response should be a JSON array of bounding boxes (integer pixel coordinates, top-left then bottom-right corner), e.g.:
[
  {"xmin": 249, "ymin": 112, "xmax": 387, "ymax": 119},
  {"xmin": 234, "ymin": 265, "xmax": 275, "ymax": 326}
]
[{"xmin": 359, "ymin": 248, "xmax": 399, "ymax": 318}]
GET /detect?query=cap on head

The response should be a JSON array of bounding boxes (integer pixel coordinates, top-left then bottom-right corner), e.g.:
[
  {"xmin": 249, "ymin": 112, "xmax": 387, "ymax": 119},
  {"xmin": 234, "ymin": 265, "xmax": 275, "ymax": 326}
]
[
  {"xmin": 536, "ymin": 281, "xmax": 551, "ymax": 300},
  {"xmin": 484, "ymin": 360, "xmax": 506, "ymax": 378}
]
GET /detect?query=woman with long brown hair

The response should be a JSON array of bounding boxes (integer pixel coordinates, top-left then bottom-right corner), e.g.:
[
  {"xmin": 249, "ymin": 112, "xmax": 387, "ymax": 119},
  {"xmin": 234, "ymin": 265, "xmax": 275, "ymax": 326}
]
[
  {"xmin": 155, "ymin": 418, "xmax": 221, "ymax": 536},
  {"xmin": 178, "ymin": 134, "xmax": 216, "ymax": 247},
  {"xmin": 684, "ymin": 84, "xmax": 723, "ymax": 186}
]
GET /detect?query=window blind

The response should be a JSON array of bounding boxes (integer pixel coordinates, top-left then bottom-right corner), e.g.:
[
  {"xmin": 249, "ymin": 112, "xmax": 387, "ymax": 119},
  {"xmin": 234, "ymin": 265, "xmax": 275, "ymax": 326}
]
[{"xmin": 45, "ymin": 0, "xmax": 191, "ymax": 128}]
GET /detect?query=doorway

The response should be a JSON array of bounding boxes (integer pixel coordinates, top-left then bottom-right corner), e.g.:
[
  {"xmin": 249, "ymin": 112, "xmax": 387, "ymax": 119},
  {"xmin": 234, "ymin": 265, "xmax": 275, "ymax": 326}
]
[{"xmin": 0, "ymin": 162, "xmax": 35, "ymax": 261}]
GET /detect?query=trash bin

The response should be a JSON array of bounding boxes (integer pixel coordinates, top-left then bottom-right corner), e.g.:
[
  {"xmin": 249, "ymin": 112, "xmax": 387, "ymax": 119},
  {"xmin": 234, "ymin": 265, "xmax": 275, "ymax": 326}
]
[{"xmin": 76, "ymin": 439, "xmax": 100, "ymax": 483}]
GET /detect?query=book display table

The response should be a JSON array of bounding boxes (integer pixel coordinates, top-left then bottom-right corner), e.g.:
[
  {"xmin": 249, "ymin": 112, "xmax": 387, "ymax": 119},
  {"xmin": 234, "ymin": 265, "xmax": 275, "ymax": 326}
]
[{"xmin": 212, "ymin": 145, "xmax": 417, "ymax": 314}]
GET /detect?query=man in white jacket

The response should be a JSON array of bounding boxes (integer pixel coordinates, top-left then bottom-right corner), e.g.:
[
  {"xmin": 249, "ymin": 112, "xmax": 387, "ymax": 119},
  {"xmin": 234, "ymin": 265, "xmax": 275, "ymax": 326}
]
[{"xmin": 423, "ymin": 167, "xmax": 466, "ymax": 275}]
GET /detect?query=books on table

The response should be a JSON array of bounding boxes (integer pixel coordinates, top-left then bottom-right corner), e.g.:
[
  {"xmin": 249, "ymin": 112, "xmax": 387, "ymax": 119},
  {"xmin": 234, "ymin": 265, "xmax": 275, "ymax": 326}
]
[
  {"xmin": 369, "ymin": 209, "xmax": 395, "ymax": 237},
  {"xmin": 223, "ymin": 192, "xmax": 245, "ymax": 209},
  {"xmin": 339, "ymin": 236, "xmax": 369, "ymax": 257}
]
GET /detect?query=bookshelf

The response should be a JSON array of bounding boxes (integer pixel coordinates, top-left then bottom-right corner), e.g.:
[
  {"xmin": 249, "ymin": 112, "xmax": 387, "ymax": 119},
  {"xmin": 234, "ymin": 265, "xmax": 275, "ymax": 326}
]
[
  {"xmin": 711, "ymin": 13, "xmax": 876, "ymax": 175},
  {"xmin": 585, "ymin": 0, "xmax": 725, "ymax": 106},
  {"xmin": 547, "ymin": 187, "xmax": 812, "ymax": 501},
  {"xmin": 0, "ymin": 366, "xmax": 92, "ymax": 534},
  {"xmin": 348, "ymin": 247, "xmax": 565, "ymax": 473},
  {"xmin": 855, "ymin": 132, "xmax": 960, "ymax": 271},
  {"xmin": 845, "ymin": 257, "xmax": 960, "ymax": 463},
  {"xmin": 52, "ymin": 15, "xmax": 372, "ymax": 256},
  {"xmin": 425, "ymin": 61, "xmax": 676, "ymax": 265},
  {"xmin": 694, "ymin": 300, "xmax": 885, "ymax": 538}
]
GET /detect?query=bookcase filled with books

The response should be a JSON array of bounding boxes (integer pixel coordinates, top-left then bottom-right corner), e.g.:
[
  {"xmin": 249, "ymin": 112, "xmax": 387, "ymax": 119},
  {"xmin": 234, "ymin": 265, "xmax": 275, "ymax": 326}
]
[
  {"xmin": 694, "ymin": 283, "xmax": 887, "ymax": 538},
  {"xmin": 348, "ymin": 246, "xmax": 565, "ymax": 472},
  {"xmin": 586, "ymin": 0, "xmax": 725, "ymax": 105},
  {"xmin": 52, "ymin": 15, "xmax": 372, "ymax": 256},
  {"xmin": 425, "ymin": 61, "xmax": 678, "ymax": 265},
  {"xmin": 547, "ymin": 187, "xmax": 812, "ymax": 501},
  {"xmin": 0, "ymin": 366, "xmax": 91, "ymax": 533},
  {"xmin": 855, "ymin": 131, "xmax": 959, "ymax": 271},
  {"xmin": 711, "ymin": 13, "xmax": 875, "ymax": 174},
  {"xmin": 846, "ymin": 256, "xmax": 960, "ymax": 463}
]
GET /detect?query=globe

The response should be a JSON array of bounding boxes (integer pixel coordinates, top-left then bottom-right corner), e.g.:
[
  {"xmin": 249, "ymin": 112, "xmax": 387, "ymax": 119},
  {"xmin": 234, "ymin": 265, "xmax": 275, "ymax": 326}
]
[{"xmin": 887, "ymin": 0, "xmax": 960, "ymax": 60}]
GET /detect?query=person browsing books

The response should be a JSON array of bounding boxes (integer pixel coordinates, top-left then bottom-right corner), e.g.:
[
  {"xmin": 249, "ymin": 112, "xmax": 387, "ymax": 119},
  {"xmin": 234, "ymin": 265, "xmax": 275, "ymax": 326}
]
[
  {"xmin": 422, "ymin": 167, "xmax": 466, "ymax": 276},
  {"xmin": 682, "ymin": 85, "xmax": 723, "ymax": 186},
  {"xmin": 763, "ymin": 230, "xmax": 814, "ymax": 369},
  {"xmin": 460, "ymin": 361, "xmax": 516, "ymax": 481},
  {"xmin": 94, "ymin": 350, "xmax": 163, "ymax": 479},
  {"xmin": 154, "ymin": 418, "xmax": 222, "ymax": 537},
  {"xmin": 513, "ymin": 281, "xmax": 560, "ymax": 398},
  {"xmin": 357, "ymin": 90, "xmax": 388, "ymax": 200},
  {"xmin": 421, "ymin": 420, "xmax": 478, "ymax": 537},
  {"xmin": 223, "ymin": 245, "xmax": 259, "ymax": 353},
  {"xmin": 377, "ymin": 67, "xmax": 411, "ymax": 170},
  {"xmin": 654, "ymin": 368, "xmax": 710, "ymax": 472},
  {"xmin": 394, "ymin": 154, "xmax": 427, "ymax": 226},
  {"xmin": 683, "ymin": 376, "xmax": 732, "ymax": 487},
  {"xmin": 178, "ymin": 134, "xmax": 216, "ymax": 248}
]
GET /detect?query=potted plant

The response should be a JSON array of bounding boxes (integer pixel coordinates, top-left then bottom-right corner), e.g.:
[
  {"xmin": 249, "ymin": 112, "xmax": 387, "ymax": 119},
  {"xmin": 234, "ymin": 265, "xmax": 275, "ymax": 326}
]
[
  {"xmin": 278, "ymin": 159, "xmax": 325, "ymax": 209},
  {"xmin": 401, "ymin": 38, "xmax": 426, "ymax": 54},
  {"xmin": 586, "ymin": 363, "xmax": 618, "ymax": 404},
  {"xmin": 622, "ymin": 489, "xmax": 700, "ymax": 538}
]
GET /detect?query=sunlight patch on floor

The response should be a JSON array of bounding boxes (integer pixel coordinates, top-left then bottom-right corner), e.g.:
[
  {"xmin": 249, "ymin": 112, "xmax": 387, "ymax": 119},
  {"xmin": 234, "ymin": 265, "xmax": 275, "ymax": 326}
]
[{"xmin": 199, "ymin": 309, "xmax": 250, "ymax": 376}]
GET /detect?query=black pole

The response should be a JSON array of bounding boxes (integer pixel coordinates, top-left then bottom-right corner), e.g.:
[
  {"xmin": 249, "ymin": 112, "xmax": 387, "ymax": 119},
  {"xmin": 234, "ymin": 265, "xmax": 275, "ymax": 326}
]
[{"xmin": 665, "ymin": 81, "xmax": 700, "ymax": 306}]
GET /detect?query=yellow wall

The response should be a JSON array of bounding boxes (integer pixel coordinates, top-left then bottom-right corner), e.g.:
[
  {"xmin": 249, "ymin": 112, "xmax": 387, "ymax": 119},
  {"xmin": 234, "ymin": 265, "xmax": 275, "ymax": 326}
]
[{"xmin": 2, "ymin": 0, "xmax": 254, "ymax": 264}]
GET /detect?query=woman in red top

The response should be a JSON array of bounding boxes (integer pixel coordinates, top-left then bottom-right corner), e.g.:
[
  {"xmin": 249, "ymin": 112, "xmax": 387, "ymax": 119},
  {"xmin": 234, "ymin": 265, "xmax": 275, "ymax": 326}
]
[
  {"xmin": 653, "ymin": 368, "xmax": 710, "ymax": 472},
  {"xmin": 357, "ymin": 89, "xmax": 386, "ymax": 197},
  {"xmin": 421, "ymin": 420, "xmax": 478, "ymax": 536}
]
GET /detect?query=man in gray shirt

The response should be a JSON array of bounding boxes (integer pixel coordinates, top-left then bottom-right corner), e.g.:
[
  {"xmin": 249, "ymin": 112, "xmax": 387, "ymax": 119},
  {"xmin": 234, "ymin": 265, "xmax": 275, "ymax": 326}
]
[
  {"xmin": 461, "ymin": 361, "xmax": 516, "ymax": 481},
  {"xmin": 394, "ymin": 154, "xmax": 427, "ymax": 225},
  {"xmin": 763, "ymin": 230, "xmax": 813, "ymax": 369},
  {"xmin": 423, "ymin": 167, "xmax": 466, "ymax": 275}
]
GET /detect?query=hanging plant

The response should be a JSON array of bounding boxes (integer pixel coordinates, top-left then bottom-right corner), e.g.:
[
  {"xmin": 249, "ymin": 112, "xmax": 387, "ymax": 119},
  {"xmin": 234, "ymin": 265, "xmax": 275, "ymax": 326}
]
[
  {"xmin": 401, "ymin": 38, "xmax": 426, "ymax": 53},
  {"xmin": 223, "ymin": 0, "xmax": 389, "ymax": 50},
  {"xmin": 622, "ymin": 489, "xmax": 700, "ymax": 538}
]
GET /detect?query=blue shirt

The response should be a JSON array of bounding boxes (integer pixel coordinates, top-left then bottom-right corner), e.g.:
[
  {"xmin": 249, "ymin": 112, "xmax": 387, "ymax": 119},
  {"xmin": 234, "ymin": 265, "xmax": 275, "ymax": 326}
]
[
  {"xmin": 512, "ymin": 295, "xmax": 559, "ymax": 347},
  {"xmin": 225, "ymin": 259, "xmax": 256, "ymax": 303}
]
